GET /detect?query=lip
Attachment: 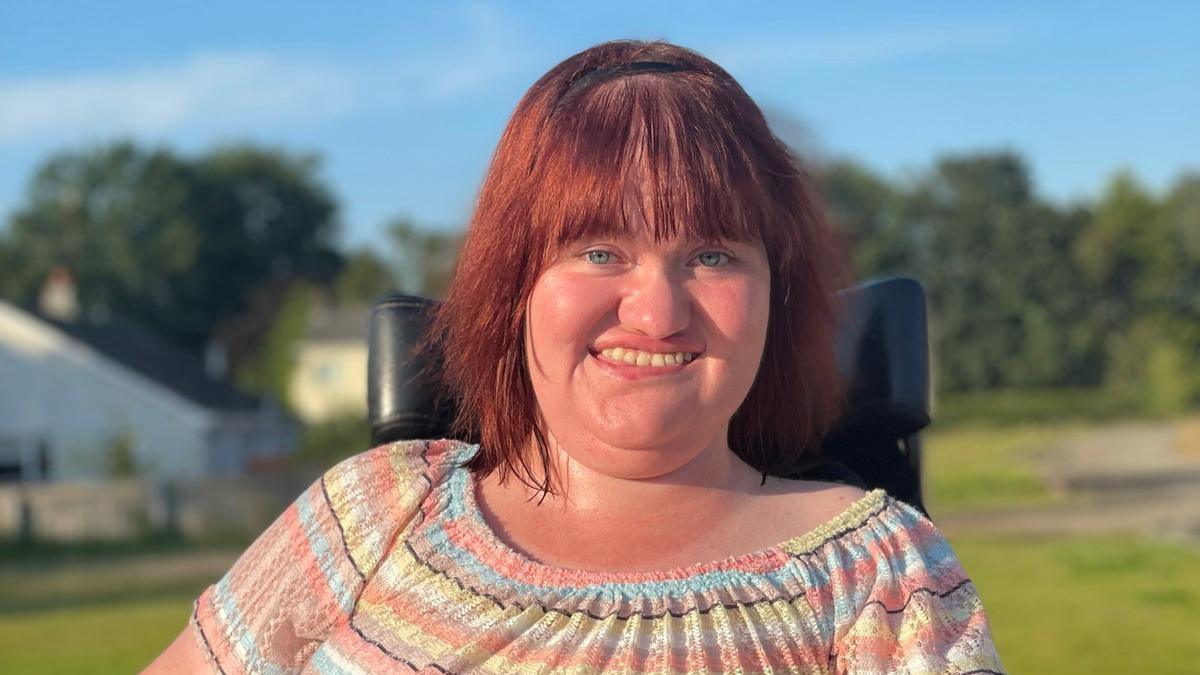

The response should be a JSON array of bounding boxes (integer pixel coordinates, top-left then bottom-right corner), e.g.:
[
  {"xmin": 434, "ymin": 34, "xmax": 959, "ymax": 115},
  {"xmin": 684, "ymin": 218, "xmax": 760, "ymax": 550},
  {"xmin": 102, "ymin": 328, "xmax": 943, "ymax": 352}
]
[
  {"xmin": 588, "ymin": 348, "xmax": 698, "ymax": 381},
  {"xmin": 591, "ymin": 337, "xmax": 704, "ymax": 354}
]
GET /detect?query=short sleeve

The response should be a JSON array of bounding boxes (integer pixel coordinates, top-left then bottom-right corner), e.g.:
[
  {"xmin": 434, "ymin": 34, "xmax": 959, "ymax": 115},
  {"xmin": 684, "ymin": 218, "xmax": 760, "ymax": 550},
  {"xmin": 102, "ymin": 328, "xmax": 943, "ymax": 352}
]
[
  {"xmin": 189, "ymin": 440, "xmax": 448, "ymax": 674},
  {"xmin": 830, "ymin": 499, "xmax": 1005, "ymax": 674}
]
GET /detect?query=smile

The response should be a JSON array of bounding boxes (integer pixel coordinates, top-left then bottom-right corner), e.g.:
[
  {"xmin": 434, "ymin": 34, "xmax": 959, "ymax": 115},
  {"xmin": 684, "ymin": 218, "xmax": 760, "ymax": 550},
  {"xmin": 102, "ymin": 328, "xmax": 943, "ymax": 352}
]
[{"xmin": 598, "ymin": 347, "xmax": 696, "ymax": 368}]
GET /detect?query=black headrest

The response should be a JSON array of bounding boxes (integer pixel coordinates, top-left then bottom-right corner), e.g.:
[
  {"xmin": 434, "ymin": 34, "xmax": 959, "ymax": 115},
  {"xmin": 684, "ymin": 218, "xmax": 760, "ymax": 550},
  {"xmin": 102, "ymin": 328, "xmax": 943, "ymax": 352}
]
[{"xmin": 828, "ymin": 276, "xmax": 931, "ymax": 447}]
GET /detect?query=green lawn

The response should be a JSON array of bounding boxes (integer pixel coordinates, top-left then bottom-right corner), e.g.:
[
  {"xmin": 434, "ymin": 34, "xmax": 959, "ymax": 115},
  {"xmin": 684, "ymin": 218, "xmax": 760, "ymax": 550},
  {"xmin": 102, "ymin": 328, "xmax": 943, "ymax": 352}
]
[
  {"xmin": 924, "ymin": 413, "xmax": 1200, "ymax": 673},
  {"xmin": 954, "ymin": 534, "xmax": 1200, "ymax": 674},
  {"xmin": 0, "ymin": 593, "xmax": 197, "ymax": 674},
  {"xmin": 923, "ymin": 423, "xmax": 1070, "ymax": 514},
  {"xmin": 0, "ymin": 549, "xmax": 226, "ymax": 674}
]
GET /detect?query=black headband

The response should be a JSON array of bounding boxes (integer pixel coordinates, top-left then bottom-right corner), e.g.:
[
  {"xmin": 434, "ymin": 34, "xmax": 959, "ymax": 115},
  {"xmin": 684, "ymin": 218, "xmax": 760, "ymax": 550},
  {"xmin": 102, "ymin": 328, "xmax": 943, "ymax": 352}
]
[{"xmin": 552, "ymin": 61, "xmax": 691, "ymax": 117}]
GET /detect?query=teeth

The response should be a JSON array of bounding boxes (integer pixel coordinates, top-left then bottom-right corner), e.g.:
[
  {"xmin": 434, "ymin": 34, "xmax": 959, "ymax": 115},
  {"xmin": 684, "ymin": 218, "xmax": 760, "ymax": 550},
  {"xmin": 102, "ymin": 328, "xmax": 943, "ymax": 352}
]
[{"xmin": 599, "ymin": 348, "xmax": 697, "ymax": 368}]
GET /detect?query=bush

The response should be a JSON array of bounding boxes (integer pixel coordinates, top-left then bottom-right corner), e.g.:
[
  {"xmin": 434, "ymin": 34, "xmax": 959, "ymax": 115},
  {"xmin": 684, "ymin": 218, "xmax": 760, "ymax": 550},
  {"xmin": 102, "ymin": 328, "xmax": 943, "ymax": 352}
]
[
  {"xmin": 292, "ymin": 412, "xmax": 371, "ymax": 468},
  {"xmin": 934, "ymin": 387, "xmax": 1141, "ymax": 428}
]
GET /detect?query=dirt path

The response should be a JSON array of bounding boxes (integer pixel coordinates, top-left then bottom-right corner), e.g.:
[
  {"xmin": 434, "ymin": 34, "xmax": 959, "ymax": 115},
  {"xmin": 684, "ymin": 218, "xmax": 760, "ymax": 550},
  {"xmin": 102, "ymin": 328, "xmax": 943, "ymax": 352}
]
[{"xmin": 938, "ymin": 420, "xmax": 1200, "ymax": 543}]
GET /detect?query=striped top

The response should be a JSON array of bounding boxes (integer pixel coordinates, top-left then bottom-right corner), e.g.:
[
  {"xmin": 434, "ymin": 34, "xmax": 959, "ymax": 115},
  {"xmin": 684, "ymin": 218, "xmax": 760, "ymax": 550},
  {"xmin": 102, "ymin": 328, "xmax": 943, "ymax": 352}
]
[{"xmin": 191, "ymin": 439, "xmax": 1005, "ymax": 674}]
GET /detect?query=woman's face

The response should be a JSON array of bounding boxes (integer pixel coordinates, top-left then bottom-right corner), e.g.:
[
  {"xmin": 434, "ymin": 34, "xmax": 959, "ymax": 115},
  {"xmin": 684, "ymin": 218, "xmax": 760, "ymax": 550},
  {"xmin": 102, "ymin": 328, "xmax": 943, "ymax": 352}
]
[{"xmin": 525, "ymin": 226, "xmax": 771, "ymax": 479}]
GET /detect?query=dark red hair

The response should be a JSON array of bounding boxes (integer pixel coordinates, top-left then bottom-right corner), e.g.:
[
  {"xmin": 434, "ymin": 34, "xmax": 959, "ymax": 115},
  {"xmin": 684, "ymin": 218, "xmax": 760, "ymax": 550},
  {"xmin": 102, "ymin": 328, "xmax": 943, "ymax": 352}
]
[{"xmin": 431, "ymin": 40, "xmax": 849, "ymax": 492}]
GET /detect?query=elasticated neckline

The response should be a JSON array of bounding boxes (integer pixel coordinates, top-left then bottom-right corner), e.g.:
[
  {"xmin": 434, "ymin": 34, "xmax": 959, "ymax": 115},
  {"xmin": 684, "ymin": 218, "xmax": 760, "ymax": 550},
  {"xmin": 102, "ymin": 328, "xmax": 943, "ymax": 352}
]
[{"xmin": 447, "ymin": 443, "xmax": 889, "ymax": 587}]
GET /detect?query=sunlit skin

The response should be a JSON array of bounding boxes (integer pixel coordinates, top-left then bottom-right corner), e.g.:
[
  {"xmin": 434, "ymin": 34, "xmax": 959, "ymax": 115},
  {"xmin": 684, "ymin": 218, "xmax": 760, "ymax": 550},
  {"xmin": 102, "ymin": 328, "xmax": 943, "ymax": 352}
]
[
  {"xmin": 529, "ymin": 233, "xmax": 770, "ymax": 471},
  {"xmin": 475, "ymin": 217, "xmax": 864, "ymax": 572}
]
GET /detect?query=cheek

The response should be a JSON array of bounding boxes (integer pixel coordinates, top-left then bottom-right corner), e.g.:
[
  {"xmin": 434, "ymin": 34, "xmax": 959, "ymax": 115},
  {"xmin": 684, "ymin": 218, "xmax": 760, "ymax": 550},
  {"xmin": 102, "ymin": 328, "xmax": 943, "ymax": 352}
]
[
  {"xmin": 695, "ymin": 276, "xmax": 771, "ymax": 356},
  {"xmin": 527, "ymin": 271, "xmax": 615, "ymax": 366}
]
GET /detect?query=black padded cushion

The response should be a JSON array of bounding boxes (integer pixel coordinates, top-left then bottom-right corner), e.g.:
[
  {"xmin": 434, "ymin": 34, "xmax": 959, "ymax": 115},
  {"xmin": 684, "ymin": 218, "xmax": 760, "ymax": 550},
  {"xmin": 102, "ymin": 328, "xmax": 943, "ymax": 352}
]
[{"xmin": 827, "ymin": 277, "xmax": 931, "ymax": 445}]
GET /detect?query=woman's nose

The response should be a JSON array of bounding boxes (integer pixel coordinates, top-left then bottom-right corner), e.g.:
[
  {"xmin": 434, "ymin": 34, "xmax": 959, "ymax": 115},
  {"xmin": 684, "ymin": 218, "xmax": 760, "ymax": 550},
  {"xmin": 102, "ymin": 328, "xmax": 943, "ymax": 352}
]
[{"xmin": 617, "ymin": 266, "xmax": 690, "ymax": 338}]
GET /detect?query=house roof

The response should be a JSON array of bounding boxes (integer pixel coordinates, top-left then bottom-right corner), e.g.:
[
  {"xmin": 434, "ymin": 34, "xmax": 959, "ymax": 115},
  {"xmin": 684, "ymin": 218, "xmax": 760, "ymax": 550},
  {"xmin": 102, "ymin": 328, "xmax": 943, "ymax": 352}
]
[{"xmin": 34, "ymin": 310, "xmax": 262, "ymax": 412}]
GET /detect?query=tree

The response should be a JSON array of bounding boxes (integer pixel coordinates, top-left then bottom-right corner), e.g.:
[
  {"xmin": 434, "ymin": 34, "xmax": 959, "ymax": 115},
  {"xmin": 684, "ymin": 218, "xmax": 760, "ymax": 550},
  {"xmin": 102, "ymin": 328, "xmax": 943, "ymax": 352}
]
[
  {"xmin": 333, "ymin": 249, "xmax": 400, "ymax": 305},
  {"xmin": 1074, "ymin": 172, "xmax": 1172, "ymax": 328},
  {"xmin": 190, "ymin": 145, "xmax": 344, "ymax": 371},
  {"xmin": 1159, "ymin": 173, "xmax": 1200, "ymax": 321},
  {"xmin": 235, "ymin": 281, "xmax": 316, "ymax": 406},
  {"xmin": 1076, "ymin": 171, "xmax": 1199, "ymax": 411},
  {"xmin": 1158, "ymin": 175, "xmax": 1200, "ymax": 409},
  {"xmin": 1, "ymin": 141, "xmax": 345, "ymax": 374},
  {"xmin": 816, "ymin": 159, "xmax": 906, "ymax": 278},
  {"xmin": 2, "ymin": 142, "xmax": 201, "ymax": 328},
  {"xmin": 385, "ymin": 218, "xmax": 462, "ymax": 298},
  {"xmin": 890, "ymin": 152, "xmax": 1093, "ymax": 391}
]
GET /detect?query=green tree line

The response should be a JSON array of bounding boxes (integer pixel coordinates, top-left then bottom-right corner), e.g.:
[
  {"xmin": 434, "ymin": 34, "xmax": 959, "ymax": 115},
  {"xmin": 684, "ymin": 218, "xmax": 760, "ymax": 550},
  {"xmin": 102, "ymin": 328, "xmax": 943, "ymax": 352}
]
[
  {"xmin": 1, "ymin": 141, "xmax": 1196, "ymax": 413},
  {"xmin": 820, "ymin": 152, "xmax": 1200, "ymax": 412}
]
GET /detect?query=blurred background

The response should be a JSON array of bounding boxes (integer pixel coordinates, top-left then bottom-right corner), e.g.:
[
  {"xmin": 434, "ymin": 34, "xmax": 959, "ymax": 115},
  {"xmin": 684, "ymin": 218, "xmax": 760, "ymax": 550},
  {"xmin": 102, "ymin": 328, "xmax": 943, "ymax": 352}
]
[{"xmin": 1, "ymin": 2, "xmax": 1197, "ymax": 672}]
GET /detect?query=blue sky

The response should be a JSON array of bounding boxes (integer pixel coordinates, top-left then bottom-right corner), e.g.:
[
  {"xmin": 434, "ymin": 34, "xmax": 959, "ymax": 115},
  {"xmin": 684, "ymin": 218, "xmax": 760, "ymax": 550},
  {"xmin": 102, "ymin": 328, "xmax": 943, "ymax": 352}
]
[{"xmin": 2, "ymin": 1, "xmax": 1196, "ymax": 248}]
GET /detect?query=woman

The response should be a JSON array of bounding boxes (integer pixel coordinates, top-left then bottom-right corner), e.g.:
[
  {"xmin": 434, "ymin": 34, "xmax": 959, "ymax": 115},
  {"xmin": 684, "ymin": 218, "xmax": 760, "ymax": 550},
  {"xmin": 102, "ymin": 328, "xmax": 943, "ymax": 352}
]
[{"xmin": 149, "ymin": 40, "xmax": 1005, "ymax": 673}]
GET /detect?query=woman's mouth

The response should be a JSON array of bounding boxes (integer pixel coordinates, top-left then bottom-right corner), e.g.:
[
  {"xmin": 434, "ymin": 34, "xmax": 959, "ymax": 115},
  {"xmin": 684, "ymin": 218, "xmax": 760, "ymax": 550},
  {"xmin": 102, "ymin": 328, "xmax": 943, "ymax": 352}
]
[{"xmin": 595, "ymin": 347, "xmax": 697, "ymax": 368}]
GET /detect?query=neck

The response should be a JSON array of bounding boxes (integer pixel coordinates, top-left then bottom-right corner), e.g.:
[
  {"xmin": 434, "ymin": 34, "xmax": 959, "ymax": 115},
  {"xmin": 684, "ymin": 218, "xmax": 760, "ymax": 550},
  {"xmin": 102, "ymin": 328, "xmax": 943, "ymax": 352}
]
[{"xmin": 499, "ymin": 431, "xmax": 764, "ymax": 531}]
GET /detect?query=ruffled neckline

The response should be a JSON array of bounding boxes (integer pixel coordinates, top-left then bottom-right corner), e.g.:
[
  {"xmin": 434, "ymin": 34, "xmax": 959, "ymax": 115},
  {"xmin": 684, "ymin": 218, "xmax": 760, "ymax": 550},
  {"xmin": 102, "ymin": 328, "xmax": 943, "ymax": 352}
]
[{"xmin": 447, "ymin": 443, "xmax": 888, "ymax": 587}]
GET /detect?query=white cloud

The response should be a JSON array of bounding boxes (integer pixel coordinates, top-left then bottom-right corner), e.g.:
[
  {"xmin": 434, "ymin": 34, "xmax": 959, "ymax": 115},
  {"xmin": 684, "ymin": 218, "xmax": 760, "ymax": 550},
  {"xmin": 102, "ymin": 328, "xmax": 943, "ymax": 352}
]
[
  {"xmin": 0, "ymin": 1, "xmax": 527, "ymax": 146},
  {"xmin": 712, "ymin": 20, "xmax": 1022, "ymax": 70},
  {"xmin": 0, "ymin": 52, "xmax": 355, "ymax": 144}
]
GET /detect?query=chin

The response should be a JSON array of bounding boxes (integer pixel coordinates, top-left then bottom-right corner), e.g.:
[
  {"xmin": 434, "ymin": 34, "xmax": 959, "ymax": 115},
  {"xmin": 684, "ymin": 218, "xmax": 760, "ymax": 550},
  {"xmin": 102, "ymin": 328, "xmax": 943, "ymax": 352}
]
[
  {"xmin": 583, "ymin": 395, "xmax": 732, "ymax": 447},
  {"xmin": 572, "ymin": 433, "xmax": 702, "ymax": 479},
  {"xmin": 596, "ymin": 428, "xmax": 679, "ymax": 452}
]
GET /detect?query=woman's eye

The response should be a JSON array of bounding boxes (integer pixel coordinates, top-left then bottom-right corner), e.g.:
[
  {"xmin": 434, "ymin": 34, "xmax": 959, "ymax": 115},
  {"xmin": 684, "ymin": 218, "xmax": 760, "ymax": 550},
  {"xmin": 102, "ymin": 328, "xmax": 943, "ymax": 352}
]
[
  {"xmin": 585, "ymin": 250, "xmax": 613, "ymax": 264},
  {"xmin": 696, "ymin": 251, "xmax": 728, "ymax": 267}
]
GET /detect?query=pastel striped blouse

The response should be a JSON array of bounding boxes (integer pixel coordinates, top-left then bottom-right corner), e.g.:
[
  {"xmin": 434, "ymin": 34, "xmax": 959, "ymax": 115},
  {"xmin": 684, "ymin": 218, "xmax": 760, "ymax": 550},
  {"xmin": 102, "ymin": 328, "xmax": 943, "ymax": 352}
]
[{"xmin": 191, "ymin": 439, "xmax": 1005, "ymax": 674}]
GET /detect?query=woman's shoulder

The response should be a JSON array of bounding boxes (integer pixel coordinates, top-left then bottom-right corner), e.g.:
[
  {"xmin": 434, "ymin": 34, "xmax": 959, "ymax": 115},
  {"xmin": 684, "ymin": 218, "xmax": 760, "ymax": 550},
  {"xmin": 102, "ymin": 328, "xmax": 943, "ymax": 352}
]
[
  {"xmin": 753, "ymin": 477, "xmax": 934, "ymax": 555},
  {"xmin": 776, "ymin": 485, "xmax": 975, "ymax": 619},
  {"xmin": 781, "ymin": 490, "xmax": 1005, "ymax": 673},
  {"xmin": 756, "ymin": 480, "xmax": 965, "ymax": 595},
  {"xmin": 747, "ymin": 477, "xmax": 874, "ymax": 548},
  {"xmin": 782, "ymin": 480, "xmax": 871, "ymax": 526},
  {"xmin": 322, "ymin": 438, "xmax": 472, "ymax": 493},
  {"xmin": 189, "ymin": 439, "xmax": 476, "ymax": 673},
  {"xmin": 318, "ymin": 439, "xmax": 473, "ymax": 556},
  {"xmin": 792, "ymin": 487, "xmax": 951, "ymax": 568}
]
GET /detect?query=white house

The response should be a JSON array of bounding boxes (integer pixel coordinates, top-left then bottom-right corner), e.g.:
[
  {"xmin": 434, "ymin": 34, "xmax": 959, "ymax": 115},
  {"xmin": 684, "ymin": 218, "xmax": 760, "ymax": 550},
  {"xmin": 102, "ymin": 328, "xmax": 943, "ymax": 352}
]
[
  {"xmin": 289, "ymin": 303, "xmax": 372, "ymax": 423},
  {"xmin": 0, "ymin": 283, "xmax": 298, "ymax": 483}
]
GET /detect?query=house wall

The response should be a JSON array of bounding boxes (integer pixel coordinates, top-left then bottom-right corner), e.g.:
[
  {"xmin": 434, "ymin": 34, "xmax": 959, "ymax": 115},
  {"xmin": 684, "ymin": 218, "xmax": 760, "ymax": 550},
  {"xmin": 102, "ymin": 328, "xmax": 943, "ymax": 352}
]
[
  {"xmin": 290, "ymin": 340, "xmax": 368, "ymax": 422},
  {"xmin": 0, "ymin": 304, "xmax": 212, "ymax": 482},
  {"xmin": 208, "ymin": 410, "xmax": 300, "ymax": 473}
]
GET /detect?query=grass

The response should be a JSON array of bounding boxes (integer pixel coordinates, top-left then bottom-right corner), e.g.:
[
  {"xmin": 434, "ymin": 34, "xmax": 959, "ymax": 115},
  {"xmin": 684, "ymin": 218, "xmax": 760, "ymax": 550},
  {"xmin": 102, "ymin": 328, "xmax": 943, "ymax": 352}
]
[
  {"xmin": 0, "ymin": 530, "xmax": 191, "ymax": 564},
  {"xmin": 0, "ymin": 547, "xmax": 233, "ymax": 674},
  {"xmin": 916, "ymin": 404, "xmax": 1200, "ymax": 672},
  {"xmin": 954, "ymin": 534, "xmax": 1200, "ymax": 674},
  {"xmin": 918, "ymin": 386, "xmax": 1144, "ymax": 514},
  {"xmin": 922, "ymin": 422, "xmax": 1070, "ymax": 514},
  {"xmin": 0, "ymin": 593, "xmax": 197, "ymax": 674},
  {"xmin": 934, "ymin": 386, "xmax": 1145, "ymax": 429}
]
